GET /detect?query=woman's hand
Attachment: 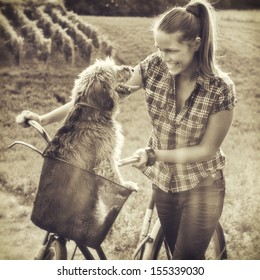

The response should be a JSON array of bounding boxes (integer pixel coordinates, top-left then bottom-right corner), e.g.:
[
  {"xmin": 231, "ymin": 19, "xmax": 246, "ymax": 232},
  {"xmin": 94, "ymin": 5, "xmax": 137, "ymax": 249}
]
[
  {"xmin": 115, "ymin": 84, "xmax": 141, "ymax": 95},
  {"xmin": 16, "ymin": 110, "xmax": 41, "ymax": 127},
  {"xmin": 131, "ymin": 148, "xmax": 148, "ymax": 169}
]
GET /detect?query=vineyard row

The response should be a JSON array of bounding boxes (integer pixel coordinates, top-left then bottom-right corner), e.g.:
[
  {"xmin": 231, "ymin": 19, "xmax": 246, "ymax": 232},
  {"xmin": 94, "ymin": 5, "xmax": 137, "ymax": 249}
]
[{"xmin": 0, "ymin": 4, "xmax": 113, "ymax": 65}]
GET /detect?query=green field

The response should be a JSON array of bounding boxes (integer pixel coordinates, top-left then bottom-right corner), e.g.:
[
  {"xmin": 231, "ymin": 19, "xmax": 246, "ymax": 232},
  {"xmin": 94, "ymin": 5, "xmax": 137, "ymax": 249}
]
[{"xmin": 0, "ymin": 10, "xmax": 259, "ymax": 259}]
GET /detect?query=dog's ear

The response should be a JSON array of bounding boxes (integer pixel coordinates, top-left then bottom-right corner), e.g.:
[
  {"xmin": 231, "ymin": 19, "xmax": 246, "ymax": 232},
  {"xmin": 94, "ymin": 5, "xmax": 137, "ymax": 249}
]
[{"xmin": 87, "ymin": 82, "xmax": 114, "ymax": 111}]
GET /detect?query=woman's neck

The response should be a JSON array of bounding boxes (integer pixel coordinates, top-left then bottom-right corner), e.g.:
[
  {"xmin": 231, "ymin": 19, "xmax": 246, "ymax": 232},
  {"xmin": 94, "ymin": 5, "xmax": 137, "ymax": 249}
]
[{"xmin": 177, "ymin": 57, "xmax": 199, "ymax": 82}]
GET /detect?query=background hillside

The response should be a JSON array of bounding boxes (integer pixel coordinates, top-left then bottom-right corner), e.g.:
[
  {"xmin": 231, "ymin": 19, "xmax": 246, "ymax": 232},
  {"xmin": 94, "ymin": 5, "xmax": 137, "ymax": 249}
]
[{"xmin": 0, "ymin": 0, "xmax": 259, "ymax": 260}]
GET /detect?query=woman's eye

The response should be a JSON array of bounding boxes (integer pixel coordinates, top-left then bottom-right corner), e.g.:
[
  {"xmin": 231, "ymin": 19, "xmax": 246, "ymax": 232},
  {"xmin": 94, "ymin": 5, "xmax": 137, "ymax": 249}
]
[
  {"xmin": 168, "ymin": 49, "xmax": 178, "ymax": 53},
  {"xmin": 157, "ymin": 48, "xmax": 178, "ymax": 54}
]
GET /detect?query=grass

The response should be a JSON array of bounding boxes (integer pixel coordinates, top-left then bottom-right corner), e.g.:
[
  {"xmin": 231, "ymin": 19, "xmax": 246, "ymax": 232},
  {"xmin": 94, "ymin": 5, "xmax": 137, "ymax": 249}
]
[{"xmin": 0, "ymin": 10, "xmax": 259, "ymax": 260}]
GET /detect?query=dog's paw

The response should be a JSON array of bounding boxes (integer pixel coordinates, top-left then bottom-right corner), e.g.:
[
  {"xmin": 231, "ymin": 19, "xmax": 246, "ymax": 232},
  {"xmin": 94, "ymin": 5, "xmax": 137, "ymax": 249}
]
[{"xmin": 123, "ymin": 181, "xmax": 139, "ymax": 192}]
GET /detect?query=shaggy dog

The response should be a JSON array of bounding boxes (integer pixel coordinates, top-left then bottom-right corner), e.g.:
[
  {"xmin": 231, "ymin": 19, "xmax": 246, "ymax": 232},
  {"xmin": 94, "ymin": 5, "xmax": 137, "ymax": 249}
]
[
  {"xmin": 45, "ymin": 57, "xmax": 135, "ymax": 183},
  {"xmin": 31, "ymin": 58, "xmax": 137, "ymax": 247}
]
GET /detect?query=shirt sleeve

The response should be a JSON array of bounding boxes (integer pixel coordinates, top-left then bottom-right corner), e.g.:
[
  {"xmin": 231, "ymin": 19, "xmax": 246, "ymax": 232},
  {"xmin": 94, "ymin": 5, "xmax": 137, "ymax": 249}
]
[
  {"xmin": 211, "ymin": 81, "xmax": 237, "ymax": 114},
  {"xmin": 138, "ymin": 53, "xmax": 159, "ymax": 88}
]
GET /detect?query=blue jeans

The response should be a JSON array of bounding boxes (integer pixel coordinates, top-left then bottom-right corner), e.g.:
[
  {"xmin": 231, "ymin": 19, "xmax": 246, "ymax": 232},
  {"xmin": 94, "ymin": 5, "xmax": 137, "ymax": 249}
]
[{"xmin": 153, "ymin": 176, "xmax": 225, "ymax": 260}]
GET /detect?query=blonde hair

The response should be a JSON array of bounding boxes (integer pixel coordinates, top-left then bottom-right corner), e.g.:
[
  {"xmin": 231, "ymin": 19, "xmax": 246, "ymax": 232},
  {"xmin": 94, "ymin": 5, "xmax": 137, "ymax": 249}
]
[{"xmin": 153, "ymin": 0, "xmax": 219, "ymax": 77}]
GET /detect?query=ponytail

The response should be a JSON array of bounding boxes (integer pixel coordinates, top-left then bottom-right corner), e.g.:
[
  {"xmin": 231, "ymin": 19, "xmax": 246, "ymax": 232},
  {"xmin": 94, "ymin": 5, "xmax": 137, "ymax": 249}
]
[{"xmin": 185, "ymin": 0, "xmax": 218, "ymax": 77}]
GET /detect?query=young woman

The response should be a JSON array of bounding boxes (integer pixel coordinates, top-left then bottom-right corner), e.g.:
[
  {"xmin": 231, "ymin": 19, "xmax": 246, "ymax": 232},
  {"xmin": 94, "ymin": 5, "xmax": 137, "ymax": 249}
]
[
  {"xmin": 125, "ymin": 0, "xmax": 237, "ymax": 259},
  {"xmin": 16, "ymin": 0, "xmax": 236, "ymax": 259}
]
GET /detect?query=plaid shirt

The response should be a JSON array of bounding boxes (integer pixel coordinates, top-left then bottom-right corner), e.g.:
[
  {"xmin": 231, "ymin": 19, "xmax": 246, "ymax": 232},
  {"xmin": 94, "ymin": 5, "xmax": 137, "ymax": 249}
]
[{"xmin": 138, "ymin": 53, "xmax": 237, "ymax": 193}]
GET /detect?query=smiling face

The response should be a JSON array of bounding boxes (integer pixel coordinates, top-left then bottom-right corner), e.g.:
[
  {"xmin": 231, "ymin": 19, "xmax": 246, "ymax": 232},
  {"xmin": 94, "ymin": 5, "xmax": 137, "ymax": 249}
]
[{"xmin": 154, "ymin": 30, "xmax": 199, "ymax": 76}]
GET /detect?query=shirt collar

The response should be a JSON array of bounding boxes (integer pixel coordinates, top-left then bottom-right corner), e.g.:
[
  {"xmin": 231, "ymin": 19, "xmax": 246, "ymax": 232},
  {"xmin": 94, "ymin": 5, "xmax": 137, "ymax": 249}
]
[{"xmin": 196, "ymin": 75, "xmax": 211, "ymax": 91}]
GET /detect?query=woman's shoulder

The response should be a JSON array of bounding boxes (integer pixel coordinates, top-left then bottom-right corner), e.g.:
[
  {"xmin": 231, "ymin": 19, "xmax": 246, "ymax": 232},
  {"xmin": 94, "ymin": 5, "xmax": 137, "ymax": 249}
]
[
  {"xmin": 140, "ymin": 52, "xmax": 163, "ymax": 67},
  {"xmin": 210, "ymin": 71, "xmax": 235, "ymax": 90},
  {"xmin": 139, "ymin": 52, "xmax": 165, "ymax": 78},
  {"xmin": 209, "ymin": 72, "xmax": 237, "ymax": 112}
]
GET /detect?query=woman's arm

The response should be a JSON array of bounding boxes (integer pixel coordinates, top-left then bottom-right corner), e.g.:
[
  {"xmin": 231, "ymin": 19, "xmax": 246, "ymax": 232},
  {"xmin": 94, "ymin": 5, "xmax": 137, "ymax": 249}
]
[
  {"xmin": 133, "ymin": 109, "xmax": 235, "ymax": 168},
  {"xmin": 126, "ymin": 65, "xmax": 143, "ymax": 88},
  {"xmin": 39, "ymin": 100, "xmax": 74, "ymax": 125},
  {"xmin": 16, "ymin": 100, "xmax": 74, "ymax": 127}
]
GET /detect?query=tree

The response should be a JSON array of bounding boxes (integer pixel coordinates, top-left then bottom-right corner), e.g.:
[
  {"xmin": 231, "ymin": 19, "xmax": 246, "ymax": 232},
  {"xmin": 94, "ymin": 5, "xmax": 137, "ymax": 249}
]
[{"xmin": 64, "ymin": 0, "xmax": 260, "ymax": 16}]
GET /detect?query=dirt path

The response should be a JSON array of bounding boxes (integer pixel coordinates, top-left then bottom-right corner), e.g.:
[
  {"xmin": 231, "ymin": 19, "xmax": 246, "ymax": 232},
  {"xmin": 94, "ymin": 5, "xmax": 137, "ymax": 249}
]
[{"xmin": 0, "ymin": 190, "xmax": 46, "ymax": 260}]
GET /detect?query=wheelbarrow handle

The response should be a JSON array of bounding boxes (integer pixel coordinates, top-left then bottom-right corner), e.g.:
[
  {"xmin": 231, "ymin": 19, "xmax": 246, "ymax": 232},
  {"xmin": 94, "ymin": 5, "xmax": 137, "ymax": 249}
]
[{"xmin": 118, "ymin": 156, "xmax": 140, "ymax": 167}]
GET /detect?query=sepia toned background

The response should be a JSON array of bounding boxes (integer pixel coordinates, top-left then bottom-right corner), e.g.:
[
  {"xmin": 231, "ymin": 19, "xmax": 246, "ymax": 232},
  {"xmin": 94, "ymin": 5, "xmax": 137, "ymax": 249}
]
[{"xmin": 0, "ymin": 0, "xmax": 259, "ymax": 259}]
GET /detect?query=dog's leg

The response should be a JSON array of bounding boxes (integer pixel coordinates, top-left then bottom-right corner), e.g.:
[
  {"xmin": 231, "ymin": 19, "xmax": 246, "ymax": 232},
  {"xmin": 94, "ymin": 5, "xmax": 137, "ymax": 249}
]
[
  {"xmin": 93, "ymin": 160, "xmax": 138, "ymax": 191},
  {"xmin": 93, "ymin": 160, "xmax": 123, "ymax": 183}
]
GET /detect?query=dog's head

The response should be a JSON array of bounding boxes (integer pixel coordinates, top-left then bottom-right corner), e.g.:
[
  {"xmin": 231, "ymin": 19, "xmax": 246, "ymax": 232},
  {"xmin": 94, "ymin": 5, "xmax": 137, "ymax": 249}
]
[{"xmin": 70, "ymin": 57, "xmax": 133, "ymax": 112}]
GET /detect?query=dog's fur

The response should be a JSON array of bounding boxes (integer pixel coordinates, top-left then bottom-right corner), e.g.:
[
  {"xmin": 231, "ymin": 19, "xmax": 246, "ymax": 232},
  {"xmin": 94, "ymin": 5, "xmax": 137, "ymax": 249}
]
[
  {"xmin": 44, "ymin": 57, "xmax": 136, "ymax": 188},
  {"xmin": 31, "ymin": 58, "xmax": 139, "ymax": 245}
]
